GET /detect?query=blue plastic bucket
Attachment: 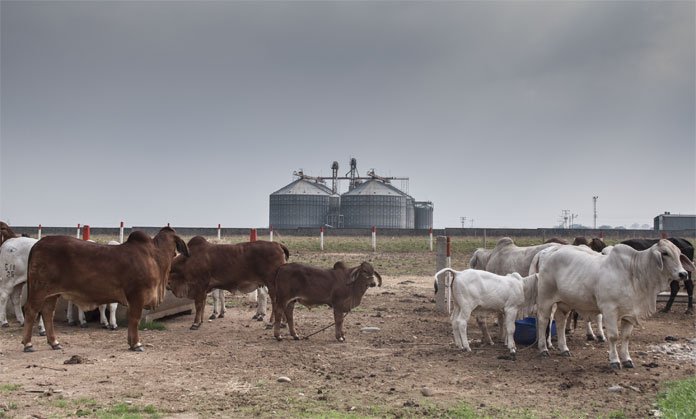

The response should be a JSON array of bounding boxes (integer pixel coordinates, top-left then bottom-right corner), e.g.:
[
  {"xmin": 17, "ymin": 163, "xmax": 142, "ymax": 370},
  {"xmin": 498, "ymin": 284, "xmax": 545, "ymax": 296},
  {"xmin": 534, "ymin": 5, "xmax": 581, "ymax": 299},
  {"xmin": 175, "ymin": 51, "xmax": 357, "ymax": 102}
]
[{"xmin": 513, "ymin": 317, "xmax": 556, "ymax": 346}]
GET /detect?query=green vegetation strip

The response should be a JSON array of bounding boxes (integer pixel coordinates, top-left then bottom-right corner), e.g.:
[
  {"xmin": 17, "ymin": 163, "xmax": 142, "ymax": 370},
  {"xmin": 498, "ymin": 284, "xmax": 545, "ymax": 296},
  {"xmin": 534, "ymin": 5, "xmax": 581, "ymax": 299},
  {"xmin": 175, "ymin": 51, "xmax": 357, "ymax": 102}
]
[{"xmin": 657, "ymin": 376, "xmax": 696, "ymax": 419}]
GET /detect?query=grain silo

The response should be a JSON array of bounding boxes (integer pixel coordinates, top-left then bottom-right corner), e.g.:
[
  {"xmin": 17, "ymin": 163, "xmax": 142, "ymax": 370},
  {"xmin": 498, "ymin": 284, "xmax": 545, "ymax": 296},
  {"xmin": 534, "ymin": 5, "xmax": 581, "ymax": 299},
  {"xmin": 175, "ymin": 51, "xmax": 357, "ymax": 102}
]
[
  {"xmin": 341, "ymin": 179, "xmax": 414, "ymax": 228},
  {"xmin": 414, "ymin": 201, "xmax": 434, "ymax": 229},
  {"xmin": 269, "ymin": 178, "xmax": 332, "ymax": 228}
]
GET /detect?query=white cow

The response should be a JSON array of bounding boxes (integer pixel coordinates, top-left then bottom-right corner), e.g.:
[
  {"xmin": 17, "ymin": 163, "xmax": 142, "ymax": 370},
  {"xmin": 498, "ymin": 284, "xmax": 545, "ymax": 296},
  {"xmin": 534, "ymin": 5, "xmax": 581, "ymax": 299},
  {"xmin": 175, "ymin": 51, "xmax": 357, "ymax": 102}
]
[
  {"xmin": 534, "ymin": 240, "xmax": 694, "ymax": 369},
  {"xmin": 66, "ymin": 240, "xmax": 120, "ymax": 329},
  {"xmin": 0, "ymin": 237, "xmax": 46, "ymax": 335},
  {"xmin": 435, "ymin": 268, "xmax": 538, "ymax": 358}
]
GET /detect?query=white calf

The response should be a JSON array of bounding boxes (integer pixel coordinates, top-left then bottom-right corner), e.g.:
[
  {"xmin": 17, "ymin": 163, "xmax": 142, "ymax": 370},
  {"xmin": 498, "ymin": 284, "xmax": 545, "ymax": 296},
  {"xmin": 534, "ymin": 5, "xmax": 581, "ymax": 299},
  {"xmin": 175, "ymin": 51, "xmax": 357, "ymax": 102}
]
[
  {"xmin": 0, "ymin": 237, "xmax": 46, "ymax": 335},
  {"xmin": 435, "ymin": 268, "xmax": 538, "ymax": 358},
  {"xmin": 209, "ymin": 287, "xmax": 269, "ymax": 320},
  {"xmin": 66, "ymin": 240, "xmax": 120, "ymax": 329}
]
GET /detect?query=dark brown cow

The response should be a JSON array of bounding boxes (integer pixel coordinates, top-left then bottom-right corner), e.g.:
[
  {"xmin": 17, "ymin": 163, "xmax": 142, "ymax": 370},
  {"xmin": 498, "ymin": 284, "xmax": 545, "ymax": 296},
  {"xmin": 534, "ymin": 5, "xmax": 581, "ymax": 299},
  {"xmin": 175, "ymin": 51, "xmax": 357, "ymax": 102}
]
[
  {"xmin": 572, "ymin": 236, "xmax": 607, "ymax": 252},
  {"xmin": 167, "ymin": 237, "xmax": 289, "ymax": 330},
  {"xmin": 271, "ymin": 261, "xmax": 381, "ymax": 342},
  {"xmin": 544, "ymin": 237, "xmax": 569, "ymax": 245},
  {"xmin": 0, "ymin": 221, "xmax": 18, "ymax": 245},
  {"xmin": 21, "ymin": 227, "xmax": 188, "ymax": 352}
]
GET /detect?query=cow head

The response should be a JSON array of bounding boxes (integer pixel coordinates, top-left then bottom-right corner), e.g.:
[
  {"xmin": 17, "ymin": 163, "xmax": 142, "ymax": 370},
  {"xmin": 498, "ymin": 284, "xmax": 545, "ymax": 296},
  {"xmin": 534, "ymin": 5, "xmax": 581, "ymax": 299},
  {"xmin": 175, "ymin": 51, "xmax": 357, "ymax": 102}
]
[
  {"xmin": 589, "ymin": 238, "xmax": 607, "ymax": 253},
  {"xmin": 154, "ymin": 227, "xmax": 190, "ymax": 258},
  {"xmin": 653, "ymin": 239, "xmax": 693, "ymax": 281},
  {"xmin": 348, "ymin": 261, "xmax": 382, "ymax": 288},
  {"xmin": 167, "ymin": 255, "xmax": 192, "ymax": 298},
  {"xmin": 0, "ymin": 221, "xmax": 18, "ymax": 246}
]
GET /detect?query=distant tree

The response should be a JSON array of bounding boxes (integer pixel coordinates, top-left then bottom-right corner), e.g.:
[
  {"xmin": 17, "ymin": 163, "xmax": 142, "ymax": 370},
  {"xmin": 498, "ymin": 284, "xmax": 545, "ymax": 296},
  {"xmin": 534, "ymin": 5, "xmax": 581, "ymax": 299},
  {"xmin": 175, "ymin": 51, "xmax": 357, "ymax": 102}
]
[
  {"xmin": 614, "ymin": 226, "xmax": 626, "ymax": 230},
  {"xmin": 570, "ymin": 224, "xmax": 589, "ymax": 229},
  {"xmin": 641, "ymin": 224, "xmax": 651, "ymax": 229},
  {"xmin": 630, "ymin": 223, "xmax": 641, "ymax": 229},
  {"xmin": 599, "ymin": 225, "xmax": 613, "ymax": 230}
]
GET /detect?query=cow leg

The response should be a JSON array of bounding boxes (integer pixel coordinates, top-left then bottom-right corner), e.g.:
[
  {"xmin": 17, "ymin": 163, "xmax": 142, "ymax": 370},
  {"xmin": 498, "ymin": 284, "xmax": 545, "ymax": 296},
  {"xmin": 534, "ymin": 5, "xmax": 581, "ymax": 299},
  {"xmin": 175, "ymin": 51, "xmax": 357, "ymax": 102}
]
[
  {"xmin": 209, "ymin": 289, "xmax": 220, "ymax": 320},
  {"xmin": 67, "ymin": 300, "xmax": 77, "ymax": 326},
  {"xmin": 661, "ymin": 280, "xmax": 679, "ymax": 313},
  {"xmin": 536, "ymin": 302, "xmax": 554, "ymax": 356},
  {"xmin": 78, "ymin": 307, "xmax": 87, "ymax": 328},
  {"xmin": 108, "ymin": 303, "xmax": 118, "ymax": 330},
  {"xmin": 619, "ymin": 319, "xmax": 635, "ymax": 368},
  {"xmin": 497, "ymin": 312, "xmax": 505, "ymax": 341},
  {"xmin": 504, "ymin": 308, "xmax": 517, "ymax": 358},
  {"xmin": 555, "ymin": 308, "xmax": 571, "ymax": 356},
  {"xmin": 41, "ymin": 295, "xmax": 61, "ymax": 350},
  {"xmin": 126, "ymin": 303, "xmax": 144, "ymax": 351},
  {"xmin": 603, "ymin": 313, "xmax": 621, "ymax": 369},
  {"xmin": 21, "ymin": 303, "xmax": 40, "ymax": 352},
  {"xmin": 10, "ymin": 285, "xmax": 25, "ymax": 326},
  {"xmin": 253, "ymin": 287, "xmax": 268, "ymax": 321},
  {"xmin": 99, "ymin": 304, "xmax": 109, "ymax": 328},
  {"xmin": 272, "ymin": 299, "xmax": 285, "ymax": 340},
  {"xmin": 593, "ymin": 314, "xmax": 605, "ymax": 342},
  {"xmin": 191, "ymin": 294, "xmax": 206, "ymax": 330},
  {"xmin": 37, "ymin": 315, "xmax": 45, "ymax": 336},
  {"xmin": 334, "ymin": 309, "xmax": 346, "ymax": 342},
  {"xmin": 285, "ymin": 302, "xmax": 299, "ymax": 340},
  {"xmin": 684, "ymin": 278, "xmax": 694, "ymax": 315},
  {"xmin": 475, "ymin": 315, "xmax": 494, "ymax": 346},
  {"xmin": 0, "ymin": 289, "xmax": 9, "ymax": 327}
]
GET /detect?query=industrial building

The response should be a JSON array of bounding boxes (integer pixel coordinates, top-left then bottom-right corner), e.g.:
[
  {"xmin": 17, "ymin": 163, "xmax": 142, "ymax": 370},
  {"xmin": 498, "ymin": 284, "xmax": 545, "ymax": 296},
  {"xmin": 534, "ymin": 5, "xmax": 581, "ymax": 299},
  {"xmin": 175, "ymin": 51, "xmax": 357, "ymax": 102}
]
[
  {"xmin": 269, "ymin": 159, "xmax": 433, "ymax": 229},
  {"xmin": 654, "ymin": 212, "xmax": 696, "ymax": 231}
]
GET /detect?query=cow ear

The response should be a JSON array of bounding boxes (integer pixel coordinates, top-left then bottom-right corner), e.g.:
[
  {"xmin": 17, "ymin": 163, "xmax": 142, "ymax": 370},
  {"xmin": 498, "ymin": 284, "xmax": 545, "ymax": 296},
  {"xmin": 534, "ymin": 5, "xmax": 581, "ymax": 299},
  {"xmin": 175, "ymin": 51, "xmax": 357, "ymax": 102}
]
[
  {"xmin": 347, "ymin": 268, "xmax": 359, "ymax": 284},
  {"xmin": 680, "ymin": 254, "xmax": 695, "ymax": 272},
  {"xmin": 375, "ymin": 271, "xmax": 382, "ymax": 287},
  {"xmin": 176, "ymin": 237, "xmax": 190, "ymax": 257},
  {"xmin": 654, "ymin": 250, "xmax": 663, "ymax": 271}
]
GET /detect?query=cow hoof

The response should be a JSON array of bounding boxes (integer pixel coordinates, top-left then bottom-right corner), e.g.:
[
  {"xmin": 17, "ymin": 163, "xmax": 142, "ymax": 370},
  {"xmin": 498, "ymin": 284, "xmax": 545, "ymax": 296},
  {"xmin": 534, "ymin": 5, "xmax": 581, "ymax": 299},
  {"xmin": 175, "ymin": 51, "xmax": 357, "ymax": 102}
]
[
  {"xmin": 597, "ymin": 336, "xmax": 606, "ymax": 343},
  {"xmin": 190, "ymin": 324, "xmax": 200, "ymax": 330},
  {"xmin": 586, "ymin": 334, "xmax": 596, "ymax": 341},
  {"xmin": 68, "ymin": 321, "xmax": 78, "ymax": 326},
  {"xmin": 218, "ymin": 313, "xmax": 225, "ymax": 318},
  {"xmin": 50, "ymin": 343, "xmax": 62, "ymax": 350},
  {"xmin": 510, "ymin": 352, "xmax": 516, "ymax": 361},
  {"xmin": 610, "ymin": 362, "xmax": 621, "ymax": 370},
  {"xmin": 130, "ymin": 345, "xmax": 144, "ymax": 352},
  {"xmin": 209, "ymin": 314, "xmax": 217, "ymax": 320},
  {"xmin": 292, "ymin": 335, "xmax": 300, "ymax": 341},
  {"xmin": 622, "ymin": 360, "xmax": 634, "ymax": 369},
  {"xmin": 1, "ymin": 322, "xmax": 9, "ymax": 328},
  {"xmin": 79, "ymin": 323, "xmax": 88, "ymax": 329},
  {"xmin": 337, "ymin": 337, "xmax": 345, "ymax": 343},
  {"xmin": 560, "ymin": 350, "xmax": 571, "ymax": 357},
  {"xmin": 540, "ymin": 350, "xmax": 550, "ymax": 358},
  {"xmin": 660, "ymin": 307, "xmax": 671, "ymax": 314},
  {"xmin": 110, "ymin": 326, "xmax": 118, "ymax": 331},
  {"xmin": 39, "ymin": 330, "xmax": 46, "ymax": 337},
  {"xmin": 685, "ymin": 309, "xmax": 694, "ymax": 315},
  {"xmin": 23, "ymin": 345, "xmax": 35, "ymax": 353},
  {"xmin": 102, "ymin": 324, "xmax": 109, "ymax": 329},
  {"xmin": 274, "ymin": 335, "xmax": 283, "ymax": 341}
]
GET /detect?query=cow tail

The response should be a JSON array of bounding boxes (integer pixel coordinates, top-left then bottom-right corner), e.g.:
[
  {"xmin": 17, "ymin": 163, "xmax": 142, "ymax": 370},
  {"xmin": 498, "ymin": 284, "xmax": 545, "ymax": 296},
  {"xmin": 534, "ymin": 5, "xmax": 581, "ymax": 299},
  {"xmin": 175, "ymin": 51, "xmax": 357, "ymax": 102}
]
[{"xmin": 280, "ymin": 243, "xmax": 290, "ymax": 261}]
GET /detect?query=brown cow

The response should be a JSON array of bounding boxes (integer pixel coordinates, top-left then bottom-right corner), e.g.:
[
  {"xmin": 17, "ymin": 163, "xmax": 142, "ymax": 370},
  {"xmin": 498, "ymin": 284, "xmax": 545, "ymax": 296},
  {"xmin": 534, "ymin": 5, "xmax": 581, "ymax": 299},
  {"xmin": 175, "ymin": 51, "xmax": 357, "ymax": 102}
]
[
  {"xmin": 572, "ymin": 236, "xmax": 607, "ymax": 252},
  {"xmin": 21, "ymin": 227, "xmax": 188, "ymax": 352},
  {"xmin": 271, "ymin": 261, "xmax": 382, "ymax": 342},
  {"xmin": 167, "ymin": 237, "xmax": 289, "ymax": 330},
  {"xmin": 0, "ymin": 221, "xmax": 18, "ymax": 245}
]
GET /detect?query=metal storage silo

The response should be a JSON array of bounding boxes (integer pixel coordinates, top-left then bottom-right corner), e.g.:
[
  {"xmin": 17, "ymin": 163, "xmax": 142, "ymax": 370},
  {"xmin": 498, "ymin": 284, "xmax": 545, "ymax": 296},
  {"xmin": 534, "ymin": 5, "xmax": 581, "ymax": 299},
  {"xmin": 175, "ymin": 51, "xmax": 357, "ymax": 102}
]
[
  {"xmin": 414, "ymin": 201, "xmax": 434, "ymax": 229},
  {"xmin": 341, "ymin": 179, "xmax": 411, "ymax": 228},
  {"xmin": 269, "ymin": 179, "xmax": 331, "ymax": 228}
]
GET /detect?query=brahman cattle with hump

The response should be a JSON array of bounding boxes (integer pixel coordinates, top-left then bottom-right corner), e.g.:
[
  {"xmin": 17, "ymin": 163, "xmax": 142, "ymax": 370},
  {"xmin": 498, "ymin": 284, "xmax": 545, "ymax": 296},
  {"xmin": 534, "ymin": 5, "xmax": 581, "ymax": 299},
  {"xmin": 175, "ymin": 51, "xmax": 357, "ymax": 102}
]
[
  {"xmin": 167, "ymin": 237, "xmax": 289, "ymax": 330},
  {"xmin": 21, "ymin": 226, "xmax": 188, "ymax": 352},
  {"xmin": 533, "ymin": 240, "xmax": 694, "ymax": 369}
]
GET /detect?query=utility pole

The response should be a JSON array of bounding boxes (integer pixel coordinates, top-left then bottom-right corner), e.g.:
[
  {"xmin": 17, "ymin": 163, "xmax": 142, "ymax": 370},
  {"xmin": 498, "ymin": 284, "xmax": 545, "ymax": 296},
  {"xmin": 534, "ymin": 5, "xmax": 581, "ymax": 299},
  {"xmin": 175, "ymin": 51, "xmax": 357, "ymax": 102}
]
[
  {"xmin": 562, "ymin": 210, "xmax": 570, "ymax": 229},
  {"xmin": 460, "ymin": 217, "xmax": 467, "ymax": 228},
  {"xmin": 593, "ymin": 196, "xmax": 598, "ymax": 229},
  {"xmin": 570, "ymin": 213, "xmax": 578, "ymax": 229}
]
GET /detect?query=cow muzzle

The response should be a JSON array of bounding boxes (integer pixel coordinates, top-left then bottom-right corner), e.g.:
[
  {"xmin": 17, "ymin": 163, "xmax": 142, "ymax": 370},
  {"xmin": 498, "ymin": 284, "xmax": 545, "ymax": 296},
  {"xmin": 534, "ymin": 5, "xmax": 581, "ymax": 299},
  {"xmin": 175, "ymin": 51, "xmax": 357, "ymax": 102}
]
[{"xmin": 678, "ymin": 271, "xmax": 688, "ymax": 280}]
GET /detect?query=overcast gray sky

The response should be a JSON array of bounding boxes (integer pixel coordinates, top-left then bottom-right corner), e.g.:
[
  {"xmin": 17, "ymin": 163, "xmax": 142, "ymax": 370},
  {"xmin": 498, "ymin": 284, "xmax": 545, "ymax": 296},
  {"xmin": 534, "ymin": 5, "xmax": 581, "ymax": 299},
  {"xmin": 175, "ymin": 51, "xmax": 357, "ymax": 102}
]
[{"xmin": 1, "ymin": 1, "xmax": 694, "ymax": 229}]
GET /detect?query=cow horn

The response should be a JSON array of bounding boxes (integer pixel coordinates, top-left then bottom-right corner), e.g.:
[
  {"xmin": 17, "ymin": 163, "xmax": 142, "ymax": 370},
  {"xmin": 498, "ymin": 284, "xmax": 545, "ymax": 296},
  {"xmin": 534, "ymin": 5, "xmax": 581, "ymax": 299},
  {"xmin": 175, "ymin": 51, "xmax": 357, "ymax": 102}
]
[
  {"xmin": 374, "ymin": 271, "xmax": 382, "ymax": 287},
  {"xmin": 176, "ymin": 237, "xmax": 190, "ymax": 257}
]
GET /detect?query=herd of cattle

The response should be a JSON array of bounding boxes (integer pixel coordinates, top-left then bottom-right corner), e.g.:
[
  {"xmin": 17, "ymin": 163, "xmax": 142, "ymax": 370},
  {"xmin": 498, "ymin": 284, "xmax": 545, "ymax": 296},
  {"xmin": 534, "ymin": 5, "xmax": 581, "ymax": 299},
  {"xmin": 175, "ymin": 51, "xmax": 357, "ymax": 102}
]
[{"xmin": 1, "ymin": 221, "xmax": 694, "ymax": 370}]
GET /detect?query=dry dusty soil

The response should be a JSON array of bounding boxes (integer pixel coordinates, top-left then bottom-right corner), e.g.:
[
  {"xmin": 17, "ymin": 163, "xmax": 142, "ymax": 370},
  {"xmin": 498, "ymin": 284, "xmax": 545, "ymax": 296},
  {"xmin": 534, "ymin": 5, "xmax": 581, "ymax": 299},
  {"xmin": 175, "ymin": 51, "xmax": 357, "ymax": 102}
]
[{"xmin": 1, "ymin": 270, "xmax": 695, "ymax": 418}]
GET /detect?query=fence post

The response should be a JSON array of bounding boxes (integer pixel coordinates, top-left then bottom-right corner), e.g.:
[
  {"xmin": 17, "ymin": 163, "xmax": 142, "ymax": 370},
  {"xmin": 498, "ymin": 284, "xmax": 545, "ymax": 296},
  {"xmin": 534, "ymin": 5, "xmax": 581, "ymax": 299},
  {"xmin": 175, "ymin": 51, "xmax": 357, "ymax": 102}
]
[
  {"xmin": 435, "ymin": 236, "xmax": 451, "ymax": 313},
  {"xmin": 82, "ymin": 225, "xmax": 90, "ymax": 241},
  {"xmin": 483, "ymin": 228, "xmax": 487, "ymax": 248},
  {"xmin": 217, "ymin": 224, "xmax": 221, "ymax": 240},
  {"xmin": 269, "ymin": 226, "xmax": 274, "ymax": 242},
  {"xmin": 429, "ymin": 227, "xmax": 433, "ymax": 251},
  {"xmin": 320, "ymin": 227, "xmax": 324, "ymax": 251},
  {"xmin": 371, "ymin": 226, "xmax": 377, "ymax": 252},
  {"xmin": 37, "ymin": 224, "xmax": 42, "ymax": 240},
  {"xmin": 119, "ymin": 221, "xmax": 124, "ymax": 243},
  {"xmin": 76, "ymin": 224, "xmax": 81, "ymax": 239},
  {"xmin": 250, "ymin": 228, "xmax": 257, "ymax": 242}
]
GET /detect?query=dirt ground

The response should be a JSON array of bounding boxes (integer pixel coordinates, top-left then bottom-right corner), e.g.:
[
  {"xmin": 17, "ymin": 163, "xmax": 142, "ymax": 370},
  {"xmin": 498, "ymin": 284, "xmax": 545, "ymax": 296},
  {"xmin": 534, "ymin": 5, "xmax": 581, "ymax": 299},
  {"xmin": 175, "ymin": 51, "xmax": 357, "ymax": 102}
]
[{"xmin": 1, "ymin": 270, "xmax": 695, "ymax": 419}]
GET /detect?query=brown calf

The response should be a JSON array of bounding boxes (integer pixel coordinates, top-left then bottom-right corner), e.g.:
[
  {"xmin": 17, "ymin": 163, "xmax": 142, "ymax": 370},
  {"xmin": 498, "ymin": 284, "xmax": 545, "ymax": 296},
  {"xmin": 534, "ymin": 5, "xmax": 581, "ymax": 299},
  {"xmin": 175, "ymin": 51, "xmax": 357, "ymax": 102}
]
[
  {"xmin": 21, "ymin": 227, "xmax": 188, "ymax": 352},
  {"xmin": 271, "ymin": 261, "xmax": 381, "ymax": 342},
  {"xmin": 167, "ymin": 237, "xmax": 289, "ymax": 330}
]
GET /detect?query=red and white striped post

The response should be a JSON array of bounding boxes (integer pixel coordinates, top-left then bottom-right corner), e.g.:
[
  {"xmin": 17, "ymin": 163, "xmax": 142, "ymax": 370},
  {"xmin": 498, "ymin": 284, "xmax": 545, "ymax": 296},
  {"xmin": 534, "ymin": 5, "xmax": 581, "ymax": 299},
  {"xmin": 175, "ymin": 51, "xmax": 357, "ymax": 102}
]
[
  {"xmin": 371, "ymin": 226, "xmax": 377, "ymax": 252},
  {"xmin": 76, "ymin": 224, "xmax": 81, "ymax": 239},
  {"xmin": 269, "ymin": 226, "xmax": 274, "ymax": 242},
  {"xmin": 320, "ymin": 227, "xmax": 324, "ymax": 251},
  {"xmin": 217, "ymin": 224, "xmax": 221, "ymax": 240},
  {"xmin": 82, "ymin": 225, "xmax": 90, "ymax": 241},
  {"xmin": 661, "ymin": 232, "xmax": 668, "ymax": 239},
  {"xmin": 249, "ymin": 228, "xmax": 257, "ymax": 242},
  {"xmin": 119, "ymin": 221, "xmax": 124, "ymax": 243},
  {"xmin": 37, "ymin": 224, "xmax": 42, "ymax": 240},
  {"xmin": 429, "ymin": 227, "xmax": 433, "ymax": 251}
]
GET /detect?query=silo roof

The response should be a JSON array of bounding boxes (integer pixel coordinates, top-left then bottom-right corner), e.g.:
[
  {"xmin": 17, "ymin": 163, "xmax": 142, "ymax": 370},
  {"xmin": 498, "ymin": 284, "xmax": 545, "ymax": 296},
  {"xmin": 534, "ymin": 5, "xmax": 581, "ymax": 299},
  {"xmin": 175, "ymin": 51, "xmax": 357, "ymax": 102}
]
[
  {"xmin": 271, "ymin": 179, "xmax": 332, "ymax": 196},
  {"xmin": 342, "ymin": 179, "xmax": 409, "ymax": 197}
]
